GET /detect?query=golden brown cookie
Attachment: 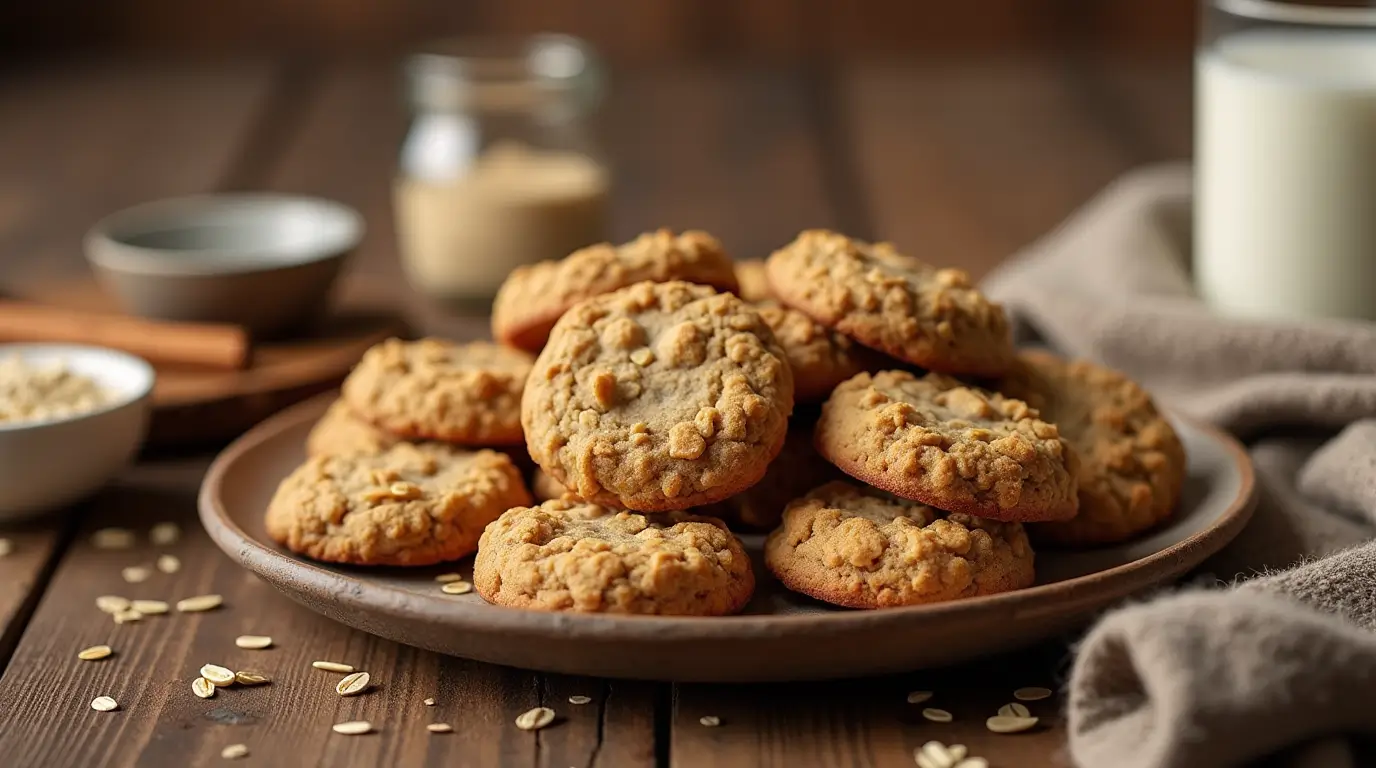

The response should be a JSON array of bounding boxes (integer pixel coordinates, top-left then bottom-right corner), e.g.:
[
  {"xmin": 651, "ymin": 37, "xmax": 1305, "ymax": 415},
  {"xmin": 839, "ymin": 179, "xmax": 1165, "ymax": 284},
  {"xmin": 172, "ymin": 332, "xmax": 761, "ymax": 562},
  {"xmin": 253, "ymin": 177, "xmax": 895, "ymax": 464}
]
[
  {"xmin": 766, "ymin": 230, "xmax": 1013, "ymax": 376},
  {"xmin": 306, "ymin": 400, "xmax": 400, "ymax": 458},
  {"xmin": 703, "ymin": 425, "xmax": 842, "ymax": 532},
  {"xmin": 522, "ymin": 281, "xmax": 794, "ymax": 511},
  {"xmin": 733, "ymin": 260, "xmax": 774, "ymax": 302},
  {"xmin": 265, "ymin": 442, "xmax": 532, "ymax": 566},
  {"xmin": 765, "ymin": 481, "xmax": 1034, "ymax": 608},
  {"xmin": 473, "ymin": 498, "xmax": 754, "ymax": 615},
  {"xmin": 998, "ymin": 351, "xmax": 1186, "ymax": 546},
  {"xmin": 758, "ymin": 302, "xmax": 874, "ymax": 403},
  {"xmin": 492, "ymin": 229, "xmax": 739, "ymax": 352},
  {"xmin": 815, "ymin": 370, "xmax": 1079, "ymax": 522},
  {"xmin": 342, "ymin": 338, "xmax": 532, "ymax": 446}
]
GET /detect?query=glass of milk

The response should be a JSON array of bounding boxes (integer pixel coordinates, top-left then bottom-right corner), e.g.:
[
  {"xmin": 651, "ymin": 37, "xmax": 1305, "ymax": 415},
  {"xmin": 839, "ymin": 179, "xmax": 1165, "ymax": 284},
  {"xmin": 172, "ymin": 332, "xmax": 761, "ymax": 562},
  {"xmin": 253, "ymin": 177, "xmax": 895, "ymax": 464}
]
[{"xmin": 1197, "ymin": 0, "xmax": 1376, "ymax": 322}]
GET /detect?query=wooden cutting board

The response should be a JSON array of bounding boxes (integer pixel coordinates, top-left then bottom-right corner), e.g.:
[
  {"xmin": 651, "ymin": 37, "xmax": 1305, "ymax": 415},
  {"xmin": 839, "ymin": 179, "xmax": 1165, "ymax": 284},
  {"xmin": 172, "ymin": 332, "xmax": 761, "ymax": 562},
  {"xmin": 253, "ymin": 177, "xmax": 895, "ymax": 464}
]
[{"xmin": 17, "ymin": 278, "xmax": 408, "ymax": 445}]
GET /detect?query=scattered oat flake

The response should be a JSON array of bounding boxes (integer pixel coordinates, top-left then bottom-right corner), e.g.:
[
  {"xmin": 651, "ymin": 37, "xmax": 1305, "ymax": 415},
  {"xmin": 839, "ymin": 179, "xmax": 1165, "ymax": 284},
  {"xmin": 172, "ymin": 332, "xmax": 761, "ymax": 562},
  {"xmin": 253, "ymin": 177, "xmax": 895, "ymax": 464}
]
[
  {"xmin": 235, "ymin": 671, "xmax": 270, "ymax": 686},
  {"xmin": 113, "ymin": 608, "xmax": 143, "ymax": 624},
  {"xmin": 440, "ymin": 581, "xmax": 473, "ymax": 595},
  {"xmin": 433, "ymin": 573, "xmax": 464, "ymax": 583},
  {"xmin": 220, "ymin": 743, "xmax": 249, "ymax": 760},
  {"xmin": 921, "ymin": 708, "xmax": 953, "ymax": 723},
  {"xmin": 234, "ymin": 635, "xmax": 272, "ymax": 650},
  {"xmin": 192, "ymin": 678, "xmax": 216, "ymax": 699},
  {"xmin": 131, "ymin": 599, "xmax": 169, "ymax": 615},
  {"xmin": 149, "ymin": 522, "xmax": 181, "ymax": 546},
  {"xmin": 200, "ymin": 664, "xmax": 236, "ymax": 687},
  {"xmin": 176, "ymin": 594, "xmax": 222, "ymax": 612},
  {"xmin": 954, "ymin": 759, "xmax": 989, "ymax": 768},
  {"xmin": 515, "ymin": 707, "xmax": 556, "ymax": 731},
  {"xmin": 156, "ymin": 555, "xmax": 181, "ymax": 574},
  {"xmin": 916, "ymin": 740, "xmax": 969, "ymax": 768},
  {"xmin": 906, "ymin": 690, "xmax": 934, "ymax": 704},
  {"xmin": 96, "ymin": 595, "xmax": 131, "ymax": 614},
  {"xmin": 0, "ymin": 537, "xmax": 12, "ymax": 557},
  {"xmin": 90, "ymin": 696, "xmax": 118, "ymax": 712},
  {"xmin": 121, "ymin": 566, "xmax": 151, "ymax": 584},
  {"xmin": 424, "ymin": 697, "xmax": 436, "ymax": 706},
  {"xmin": 77, "ymin": 645, "xmax": 112, "ymax": 661},
  {"xmin": 1014, "ymin": 686, "xmax": 1052, "ymax": 701},
  {"xmin": 312, "ymin": 660, "xmax": 354, "ymax": 673},
  {"xmin": 336, "ymin": 671, "xmax": 371, "ymax": 696},
  {"xmin": 332, "ymin": 720, "xmax": 373, "ymax": 735},
  {"xmin": 998, "ymin": 702, "xmax": 1031, "ymax": 718},
  {"xmin": 698, "ymin": 715, "xmax": 721, "ymax": 727},
  {"xmin": 426, "ymin": 723, "xmax": 453, "ymax": 734},
  {"xmin": 986, "ymin": 715, "xmax": 1039, "ymax": 734},
  {"xmin": 568, "ymin": 695, "xmax": 592, "ymax": 705},
  {"xmin": 92, "ymin": 528, "xmax": 135, "ymax": 549}
]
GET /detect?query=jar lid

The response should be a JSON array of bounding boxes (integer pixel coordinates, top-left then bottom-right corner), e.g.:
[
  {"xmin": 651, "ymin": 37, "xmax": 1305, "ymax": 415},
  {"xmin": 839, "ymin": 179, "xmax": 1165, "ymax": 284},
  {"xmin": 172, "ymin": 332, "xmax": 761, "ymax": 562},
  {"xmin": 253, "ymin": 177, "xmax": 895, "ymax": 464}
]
[{"xmin": 405, "ymin": 35, "xmax": 602, "ymax": 115}]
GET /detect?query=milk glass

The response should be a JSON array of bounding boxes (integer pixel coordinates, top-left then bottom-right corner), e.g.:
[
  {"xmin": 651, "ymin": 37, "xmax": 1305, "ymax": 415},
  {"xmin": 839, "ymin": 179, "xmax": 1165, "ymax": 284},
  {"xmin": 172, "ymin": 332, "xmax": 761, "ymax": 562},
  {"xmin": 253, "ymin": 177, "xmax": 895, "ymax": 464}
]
[{"xmin": 1196, "ymin": 0, "xmax": 1376, "ymax": 322}]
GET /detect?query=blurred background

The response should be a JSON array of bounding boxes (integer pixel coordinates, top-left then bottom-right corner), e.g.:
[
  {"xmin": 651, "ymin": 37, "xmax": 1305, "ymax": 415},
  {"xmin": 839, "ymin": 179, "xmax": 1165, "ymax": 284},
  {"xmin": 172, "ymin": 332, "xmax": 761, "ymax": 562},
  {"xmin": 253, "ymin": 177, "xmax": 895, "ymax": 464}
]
[
  {"xmin": 0, "ymin": 0, "xmax": 1197, "ymax": 304},
  {"xmin": 2, "ymin": 2, "xmax": 1194, "ymax": 61}
]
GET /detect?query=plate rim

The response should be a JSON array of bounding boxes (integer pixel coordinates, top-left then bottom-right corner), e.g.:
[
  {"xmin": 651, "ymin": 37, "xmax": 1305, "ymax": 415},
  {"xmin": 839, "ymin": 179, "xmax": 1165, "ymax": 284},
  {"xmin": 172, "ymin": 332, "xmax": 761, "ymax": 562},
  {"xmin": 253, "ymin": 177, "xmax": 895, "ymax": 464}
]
[{"xmin": 199, "ymin": 391, "xmax": 1257, "ymax": 641}]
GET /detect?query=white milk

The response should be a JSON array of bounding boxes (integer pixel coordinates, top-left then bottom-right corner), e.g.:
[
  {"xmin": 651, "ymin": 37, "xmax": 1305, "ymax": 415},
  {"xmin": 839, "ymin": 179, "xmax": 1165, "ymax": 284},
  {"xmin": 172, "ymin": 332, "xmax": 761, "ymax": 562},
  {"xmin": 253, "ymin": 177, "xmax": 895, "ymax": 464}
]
[{"xmin": 1196, "ymin": 29, "xmax": 1376, "ymax": 321}]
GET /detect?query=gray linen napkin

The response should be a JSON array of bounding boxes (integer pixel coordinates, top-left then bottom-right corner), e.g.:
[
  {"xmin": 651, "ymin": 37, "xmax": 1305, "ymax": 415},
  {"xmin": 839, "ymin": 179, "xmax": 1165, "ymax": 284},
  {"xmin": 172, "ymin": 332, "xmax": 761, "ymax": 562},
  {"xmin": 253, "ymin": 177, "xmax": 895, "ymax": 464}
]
[{"xmin": 981, "ymin": 165, "xmax": 1376, "ymax": 768}]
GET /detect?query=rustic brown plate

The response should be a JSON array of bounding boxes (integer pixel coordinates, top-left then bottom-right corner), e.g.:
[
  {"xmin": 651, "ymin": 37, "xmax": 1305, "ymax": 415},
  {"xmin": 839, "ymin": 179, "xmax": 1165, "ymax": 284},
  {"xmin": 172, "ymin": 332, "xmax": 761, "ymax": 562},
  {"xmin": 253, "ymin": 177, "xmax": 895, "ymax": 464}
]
[{"xmin": 199, "ymin": 393, "xmax": 1256, "ymax": 682}]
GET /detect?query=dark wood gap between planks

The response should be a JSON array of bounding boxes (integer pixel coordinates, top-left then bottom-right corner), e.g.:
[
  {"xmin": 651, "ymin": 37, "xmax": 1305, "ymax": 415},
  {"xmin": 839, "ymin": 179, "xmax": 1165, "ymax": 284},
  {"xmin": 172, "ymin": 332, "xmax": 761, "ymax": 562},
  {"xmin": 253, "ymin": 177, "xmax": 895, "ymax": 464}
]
[{"xmin": 0, "ymin": 510, "xmax": 81, "ymax": 677}]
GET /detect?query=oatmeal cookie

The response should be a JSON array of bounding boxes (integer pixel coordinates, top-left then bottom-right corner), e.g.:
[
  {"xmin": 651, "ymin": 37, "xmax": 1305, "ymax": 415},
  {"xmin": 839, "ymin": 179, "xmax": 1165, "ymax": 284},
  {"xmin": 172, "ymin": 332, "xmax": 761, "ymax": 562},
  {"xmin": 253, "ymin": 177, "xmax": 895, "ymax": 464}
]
[
  {"xmin": 766, "ymin": 230, "xmax": 1013, "ymax": 375},
  {"xmin": 703, "ymin": 425, "xmax": 841, "ymax": 531},
  {"xmin": 998, "ymin": 350, "xmax": 1185, "ymax": 546},
  {"xmin": 758, "ymin": 302, "xmax": 875, "ymax": 403},
  {"xmin": 733, "ymin": 259, "xmax": 774, "ymax": 302},
  {"xmin": 306, "ymin": 399, "xmax": 400, "ymax": 458},
  {"xmin": 765, "ymin": 481, "xmax": 1034, "ymax": 608},
  {"xmin": 492, "ymin": 229, "xmax": 739, "ymax": 352},
  {"xmin": 473, "ymin": 498, "xmax": 754, "ymax": 615},
  {"xmin": 522, "ymin": 281, "xmax": 794, "ymax": 511},
  {"xmin": 815, "ymin": 370, "xmax": 1078, "ymax": 522},
  {"xmin": 265, "ymin": 442, "xmax": 532, "ymax": 566},
  {"xmin": 342, "ymin": 338, "xmax": 532, "ymax": 446}
]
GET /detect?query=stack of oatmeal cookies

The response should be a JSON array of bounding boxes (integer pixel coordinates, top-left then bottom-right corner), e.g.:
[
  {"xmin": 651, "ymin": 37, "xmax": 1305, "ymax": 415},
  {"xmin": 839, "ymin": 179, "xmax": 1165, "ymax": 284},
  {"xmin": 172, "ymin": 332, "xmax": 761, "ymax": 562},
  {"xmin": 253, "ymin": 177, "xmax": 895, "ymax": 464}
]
[{"xmin": 265, "ymin": 228, "xmax": 1185, "ymax": 615}]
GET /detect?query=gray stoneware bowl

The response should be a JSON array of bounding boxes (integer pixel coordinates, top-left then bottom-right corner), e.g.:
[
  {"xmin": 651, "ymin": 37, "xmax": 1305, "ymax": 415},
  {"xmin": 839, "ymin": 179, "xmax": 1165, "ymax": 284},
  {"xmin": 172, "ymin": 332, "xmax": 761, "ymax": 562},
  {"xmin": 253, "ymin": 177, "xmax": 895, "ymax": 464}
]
[{"xmin": 85, "ymin": 194, "xmax": 364, "ymax": 337}]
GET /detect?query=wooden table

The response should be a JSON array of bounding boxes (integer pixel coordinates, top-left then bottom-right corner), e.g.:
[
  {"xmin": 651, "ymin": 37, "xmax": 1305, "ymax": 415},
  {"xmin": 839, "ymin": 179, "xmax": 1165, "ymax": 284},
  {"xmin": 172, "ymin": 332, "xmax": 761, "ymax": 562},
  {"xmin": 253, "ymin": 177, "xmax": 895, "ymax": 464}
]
[{"xmin": 0, "ymin": 54, "xmax": 1189, "ymax": 767}]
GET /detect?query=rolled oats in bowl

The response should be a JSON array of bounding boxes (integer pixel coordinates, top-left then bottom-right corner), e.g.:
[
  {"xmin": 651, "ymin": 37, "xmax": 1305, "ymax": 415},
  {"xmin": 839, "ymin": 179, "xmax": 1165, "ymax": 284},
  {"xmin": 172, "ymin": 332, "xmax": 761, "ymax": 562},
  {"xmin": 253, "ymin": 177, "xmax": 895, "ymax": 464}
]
[{"xmin": 0, "ymin": 355, "xmax": 113, "ymax": 425}]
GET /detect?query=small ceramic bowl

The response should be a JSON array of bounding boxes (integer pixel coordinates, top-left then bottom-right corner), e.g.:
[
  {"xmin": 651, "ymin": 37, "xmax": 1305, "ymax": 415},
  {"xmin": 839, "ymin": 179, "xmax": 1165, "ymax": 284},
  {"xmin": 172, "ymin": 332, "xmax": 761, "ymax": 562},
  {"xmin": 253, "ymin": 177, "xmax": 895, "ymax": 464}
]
[
  {"xmin": 85, "ymin": 194, "xmax": 364, "ymax": 337},
  {"xmin": 0, "ymin": 344, "xmax": 154, "ymax": 521}
]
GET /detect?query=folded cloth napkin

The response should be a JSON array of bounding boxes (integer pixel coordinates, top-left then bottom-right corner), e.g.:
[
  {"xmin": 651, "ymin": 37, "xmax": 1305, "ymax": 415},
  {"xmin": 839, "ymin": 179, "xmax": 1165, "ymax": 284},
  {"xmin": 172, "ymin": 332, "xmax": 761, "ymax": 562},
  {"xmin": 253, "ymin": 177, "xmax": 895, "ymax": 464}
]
[{"xmin": 981, "ymin": 165, "xmax": 1376, "ymax": 768}]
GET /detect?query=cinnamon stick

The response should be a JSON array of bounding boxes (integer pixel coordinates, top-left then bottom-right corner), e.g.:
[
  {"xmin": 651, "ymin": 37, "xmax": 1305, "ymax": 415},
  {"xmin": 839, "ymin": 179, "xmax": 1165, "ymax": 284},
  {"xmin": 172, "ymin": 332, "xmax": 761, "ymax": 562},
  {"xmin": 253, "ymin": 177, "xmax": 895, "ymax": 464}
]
[{"xmin": 0, "ymin": 300, "xmax": 250, "ymax": 370}]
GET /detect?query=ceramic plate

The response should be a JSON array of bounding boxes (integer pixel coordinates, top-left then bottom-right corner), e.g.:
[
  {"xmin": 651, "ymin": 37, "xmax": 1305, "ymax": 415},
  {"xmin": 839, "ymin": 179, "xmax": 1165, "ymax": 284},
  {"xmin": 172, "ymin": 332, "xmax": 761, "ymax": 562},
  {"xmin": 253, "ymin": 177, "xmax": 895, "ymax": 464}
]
[{"xmin": 199, "ymin": 394, "xmax": 1255, "ymax": 682}]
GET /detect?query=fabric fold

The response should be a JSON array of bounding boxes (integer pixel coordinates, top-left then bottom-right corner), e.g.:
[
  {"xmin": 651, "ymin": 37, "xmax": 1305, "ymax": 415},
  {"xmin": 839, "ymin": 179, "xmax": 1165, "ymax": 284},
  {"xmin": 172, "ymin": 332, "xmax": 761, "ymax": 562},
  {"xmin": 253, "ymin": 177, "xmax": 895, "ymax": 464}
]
[{"xmin": 981, "ymin": 165, "xmax": 1376, "ymax": 768}]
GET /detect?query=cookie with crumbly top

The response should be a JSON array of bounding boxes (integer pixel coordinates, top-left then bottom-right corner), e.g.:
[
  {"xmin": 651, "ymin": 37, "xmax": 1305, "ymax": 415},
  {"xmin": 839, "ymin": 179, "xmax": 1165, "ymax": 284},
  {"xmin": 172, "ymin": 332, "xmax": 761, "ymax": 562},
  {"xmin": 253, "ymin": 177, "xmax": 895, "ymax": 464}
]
[
  {"xmin": 522, "ymin": 281, "xmax": 794, "ymax": 511},
  {"xmin": 266, "ymin": 442, "xmax": 532, "ymax": 566},
  {"xmin": 758, "ymin": 302, "xmax": 875, "ymax": 403},
  {"xmin": 492, "ymin": 229, "xmax": 739, "ymax": 352},
  {"xmin": 815, "ymin": 370, "xmax": 1078, "ymax": 522},
  {"xmin": 998, "ymin": 350, "xmax": 1185, "ymax": 546},
  {"xmin": 306, "ymin": 399, "xmax": 401, "ymax": 458},
  {"xmin": 765, "ymin": 481, "xmax": 1034, "ymax": 608},
  {"xmin": 766, "ymin": 230, "xmax": 1013, "ymax": 375},
  {"xmin": 473, "ymin": 498, "xmax": 754, "ymax": 615},
  {"xmin": 342, "ymin": 338, "xmax": 532, "ymax": 446}
]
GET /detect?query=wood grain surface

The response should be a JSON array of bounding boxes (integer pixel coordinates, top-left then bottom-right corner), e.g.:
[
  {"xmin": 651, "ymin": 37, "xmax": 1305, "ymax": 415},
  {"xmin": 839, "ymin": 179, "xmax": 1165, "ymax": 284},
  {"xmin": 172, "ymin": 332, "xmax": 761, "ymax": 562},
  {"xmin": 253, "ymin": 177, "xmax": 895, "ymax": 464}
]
[{"xmin": 0, "ymin": 51, "xmax": 1190, "ymax": 767}]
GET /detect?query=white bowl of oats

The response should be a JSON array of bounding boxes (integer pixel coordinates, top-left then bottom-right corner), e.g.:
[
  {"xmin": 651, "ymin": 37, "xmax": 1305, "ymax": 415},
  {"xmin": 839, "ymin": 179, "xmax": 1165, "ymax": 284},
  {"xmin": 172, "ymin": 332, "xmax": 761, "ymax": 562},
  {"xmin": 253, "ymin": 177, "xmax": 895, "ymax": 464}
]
[{"xmin": 0, "ymin": 343, "xmax": 154, "ymax": 519}]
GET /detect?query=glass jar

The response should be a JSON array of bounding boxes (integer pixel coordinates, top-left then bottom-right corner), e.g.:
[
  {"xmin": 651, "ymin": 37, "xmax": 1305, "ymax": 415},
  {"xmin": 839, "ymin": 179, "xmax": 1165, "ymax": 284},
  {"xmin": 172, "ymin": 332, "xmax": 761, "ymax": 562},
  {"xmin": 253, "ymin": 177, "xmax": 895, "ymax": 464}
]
[
  {"xmin": 1196, "ymin": 0, "xmax": 1376, "ymax": 321},
  {"xmin": 394, "ymin": 35, "xmax": 609, "ymax": 304}
]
